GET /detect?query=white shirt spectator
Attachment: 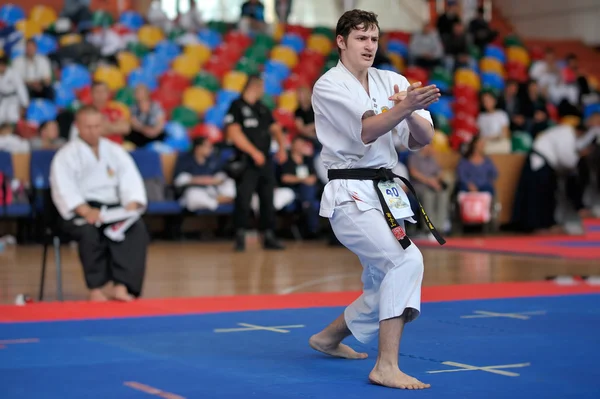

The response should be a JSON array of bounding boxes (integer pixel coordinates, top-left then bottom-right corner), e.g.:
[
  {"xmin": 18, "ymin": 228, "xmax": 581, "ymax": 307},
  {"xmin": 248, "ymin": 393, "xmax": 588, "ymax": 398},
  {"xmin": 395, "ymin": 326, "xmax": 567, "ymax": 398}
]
[
  {"xmin": 477, "ymin": 110, "xmax": 509, "ymax": 139},
  {"xmin": 11, "ymin": 54, "xmax": 52, "ymax": 84}
]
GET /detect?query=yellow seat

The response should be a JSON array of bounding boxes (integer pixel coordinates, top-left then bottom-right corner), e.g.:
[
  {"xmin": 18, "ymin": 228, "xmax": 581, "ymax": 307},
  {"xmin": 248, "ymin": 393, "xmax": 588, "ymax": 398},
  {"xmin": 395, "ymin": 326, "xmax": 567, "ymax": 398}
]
[
  {"xmin": 182, "ymin": 87, "xmax": 214, "ymax": 114},
  {"xmin": 306, "ymin": 34, "xmax": 332, "ymax": 56},
  {"xmin": 506, "ymin": 46, "xmax": 530, "ymax": 67},
  {"xmin": 273, "ymin": 22, "xmax": 285, "ymax": 42},
  {"xmin": 480, "ymin": 57, "xmax": 505, "ymax": 77},
  {"xmin": 389, "ymin": 53, "xmax": 405, "ymax": 73},
  {"xmin": 455, "ymin": 68, "xmax": 481, "ymax": 91},
  {"xmin": 278, "ymin": 90, "xmax": 298, "ymax": 113},
  {"xmin": 16, "ymin": 19, "xmax": 42, "ymax": 39},
  {"xmin": 183, "ymin": 43, "xmax": 212, "ymax": 66},
  {"xmin": 431, "ymin": 130, "xmax": 450, "ymax": 152},
  {"xmin": 172, "ymin": 54, "xmax": 202, "ymax": 79},
  {"xmin": 270, "ymin": 45, "xmax": 298, "ymax": 69},
  {"xmin": 137, "ymin": 25, "xmax": 165, "ymax": 49},
  {"xmin": 29, "ymin": 5, "xmax": 57, "ymax": 29},
  {"xmin": 94, "ymin": 65, "xmax": 126, "ymax": 91},
  {"xmin": 222, "ymin": 71, "xmax": 248, "ymax": 93},
  {"xmin": 117, "ymin": 51, "xmax": 140, "ymax": 77},
  {"xmin": 59, "ymin": 33, "xmax": 82, "ymax": 47},
  {"xmin": 109, "ymin": 101, "xmax": 131, "ymax": 121}
]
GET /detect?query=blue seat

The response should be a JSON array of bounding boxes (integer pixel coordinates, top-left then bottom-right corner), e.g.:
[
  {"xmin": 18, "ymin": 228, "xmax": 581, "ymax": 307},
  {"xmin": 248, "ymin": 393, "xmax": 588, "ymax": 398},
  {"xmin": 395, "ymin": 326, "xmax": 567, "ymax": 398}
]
[
  {"xmin": 130, "ymin": 150, "xmax": 183, "ymax": 215},
  {"xmin": 30, "ymin": 149, "xmax": 57, "ymax": 213},
  {"xmin": 0, "ymin": 151, "xmax": 31, "ymax": 218},
  {"xmin": 195, "ymin": 203, "xmax": 234, "ymax": 216}
]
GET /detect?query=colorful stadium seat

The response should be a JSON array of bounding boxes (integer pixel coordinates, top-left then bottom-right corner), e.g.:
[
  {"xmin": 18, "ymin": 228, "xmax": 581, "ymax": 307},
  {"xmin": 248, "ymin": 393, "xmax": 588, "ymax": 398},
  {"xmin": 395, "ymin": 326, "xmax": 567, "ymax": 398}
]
[{"xmin": 182, "ymin": 87, "xmax": 214, "ymax": 114}]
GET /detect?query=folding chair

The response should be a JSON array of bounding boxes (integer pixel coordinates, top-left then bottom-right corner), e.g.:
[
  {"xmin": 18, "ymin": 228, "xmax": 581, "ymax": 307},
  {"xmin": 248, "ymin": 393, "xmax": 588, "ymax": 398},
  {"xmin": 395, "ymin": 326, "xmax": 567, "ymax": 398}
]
[{"xmin": 29, "ymin": 149, "xmax": 64, "ymax": 301}]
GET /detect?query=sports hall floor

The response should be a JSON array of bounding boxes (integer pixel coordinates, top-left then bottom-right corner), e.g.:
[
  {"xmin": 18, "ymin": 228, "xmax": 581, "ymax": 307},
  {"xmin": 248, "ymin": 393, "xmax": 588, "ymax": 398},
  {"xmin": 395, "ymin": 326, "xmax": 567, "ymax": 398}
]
[{"xmin": 1, "ymin": 220, "xmax": 600, "ymax": 398}]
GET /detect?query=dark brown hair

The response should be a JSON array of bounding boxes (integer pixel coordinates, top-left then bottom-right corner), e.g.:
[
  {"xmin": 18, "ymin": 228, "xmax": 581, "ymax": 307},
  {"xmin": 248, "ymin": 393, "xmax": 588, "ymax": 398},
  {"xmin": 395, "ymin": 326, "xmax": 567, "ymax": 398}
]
[{"xmin": 335, "ymin": 9, "xmax": 380, "ymax": 55}]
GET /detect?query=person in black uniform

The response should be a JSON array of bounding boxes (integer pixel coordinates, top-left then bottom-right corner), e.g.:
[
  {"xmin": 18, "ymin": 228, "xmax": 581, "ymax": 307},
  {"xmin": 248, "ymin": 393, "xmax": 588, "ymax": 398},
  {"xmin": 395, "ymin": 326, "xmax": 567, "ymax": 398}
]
[{"xmin": 224, "ymin": 74, "xmax": 288, "ymax": 251}]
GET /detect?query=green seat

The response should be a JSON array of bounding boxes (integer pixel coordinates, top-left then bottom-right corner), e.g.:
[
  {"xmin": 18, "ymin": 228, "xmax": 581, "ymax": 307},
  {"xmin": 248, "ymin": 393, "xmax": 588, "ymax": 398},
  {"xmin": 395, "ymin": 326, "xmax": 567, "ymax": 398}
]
[
  {"xmin": 312, "ymin": 26, "xmax": 335, "ymax": 40},
  {"xmin": 206, "ymin": 21, "xmax": 229, "ymax": 35},
  {"xmin": 254, "ymin": 33, "xmax": 276, "ymax": 49},
  {"xmin": 193, "ymin": 71, "xmax": 221, "ymax": 93},
  {"xmin": 92, "ymin": 10, "xmax": 114, "ymax": 28},
  {"xmin": 127, "ymin": 42, "xmax": 150, "ymax": 58},
  {"xmin": 114, "ymin": 87, "xmax": 135, "ymax": 107},
  {"xmin": 504, "ymin": 34, "xmax": 524, "ymax": 48},
  {"xmin": 262, "ymin": 94, "xmax": 276, "ymax": 111},
  {"xmin": 433, "ymin": 114, "xmax": 451, "ymax": 135},
  {"xmin": 511, "ymin": 131, "xmax": 533, "ymax": 153},
  {"xmin": 430, "ymin": 67, "xmax": 453, "ymax": 85},
  {"xmin": 235, "ymin": 57, "xmax": 261, "ymax": 76},
  {"xmin": 171, "ymin": 106, "xmax": 199, "ymax": 128}
]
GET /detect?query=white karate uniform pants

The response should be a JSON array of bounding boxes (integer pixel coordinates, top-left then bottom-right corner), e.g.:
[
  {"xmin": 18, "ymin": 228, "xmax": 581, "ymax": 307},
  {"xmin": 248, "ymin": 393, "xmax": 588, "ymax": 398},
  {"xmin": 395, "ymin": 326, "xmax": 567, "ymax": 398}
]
[
  {"xmin": 183, "ymin": 178, "xmax": 236, "ymax": 211},
  {"xmin": 330, "ymin": 201, "xmax": 424, "ymax": 344}
]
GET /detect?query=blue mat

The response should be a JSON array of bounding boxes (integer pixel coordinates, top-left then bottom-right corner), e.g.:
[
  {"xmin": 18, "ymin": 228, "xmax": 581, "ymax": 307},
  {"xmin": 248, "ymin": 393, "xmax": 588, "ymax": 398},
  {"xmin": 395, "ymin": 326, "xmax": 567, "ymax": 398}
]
[{"xmin": 1, "ymin": 294, "xmax": 599, "ymax": 398}]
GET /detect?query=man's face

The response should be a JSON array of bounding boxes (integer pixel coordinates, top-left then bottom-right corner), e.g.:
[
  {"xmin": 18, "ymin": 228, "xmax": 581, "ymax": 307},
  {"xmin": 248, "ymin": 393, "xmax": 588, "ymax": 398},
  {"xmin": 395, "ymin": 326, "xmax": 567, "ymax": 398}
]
[
  {"xmin": 77, "ymin": 111, "xmax": 104, "ymax": 147},
  {"xmin": 337, "ymin": 25, "xmax": 379, "ymax": 70},
  {"xmin": 91, "ymin": 84, "xmax": 109, "ymax": 108},
  {"xmin": 26, "ymin": 41, "xmax": 37, "ymax": 57}
]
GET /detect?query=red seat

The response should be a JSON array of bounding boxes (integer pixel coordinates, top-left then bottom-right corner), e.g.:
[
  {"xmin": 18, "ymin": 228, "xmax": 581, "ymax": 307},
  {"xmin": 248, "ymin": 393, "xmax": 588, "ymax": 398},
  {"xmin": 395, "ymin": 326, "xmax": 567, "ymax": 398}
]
[
  {"xmin": 190, "ymin": 123, "xmax": 223, "ymax": 143},
  {"xmin": 224, "ymin": 31, "xmax": 252, "ymax": 49},
  {"xmin": 283, "ymin": 73, "xmax": 310, "ymax": 91},
  {"xmin": 273, "ymin": 109, "xmax": 297, "ymax": 135},
  {"xmin": 299, "ymin": 49, "xmax": 325, "ymax": 68},
  {"xmin": 159, "ymin": 71, "xmax": 191, "ymax": 92},
  {"xmin": 453, "ymin": 96, "xmax": 480, "ymax": 117},
  {"xmin": 77, "ymin": 86, "xmax": 93, "ymax": 105},
  {"xmin": 152, "ymin": 88, "xmax": 181, "ymax": 117},
  {"xmin": 387, "ymin": 31, "xmax": 411, "ymax": 44},
  {"xmin": 403, "ymin": 66, "xmax": 428, "ymax": 84},
  {"xmin": 453, "ymin": 84, "xmax": 479, "ymax": 100},
  {"xmin": 286, "ymin": 25, "xmax": 312, "ymax": 41},
  {"xmin": 452, "ymin": 113, "xmax": 478, "ymax": 134}
]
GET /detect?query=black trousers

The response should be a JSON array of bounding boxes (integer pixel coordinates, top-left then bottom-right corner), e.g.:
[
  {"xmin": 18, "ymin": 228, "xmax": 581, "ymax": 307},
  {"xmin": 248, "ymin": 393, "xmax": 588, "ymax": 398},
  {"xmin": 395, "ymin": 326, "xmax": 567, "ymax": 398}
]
[
  {"xmin": 60, "ymin": 215, "xmax": 149, "ymax": 297},
  {"xmin": 233, "ymin": 160, "xmax": 276, "ymax": 231}
]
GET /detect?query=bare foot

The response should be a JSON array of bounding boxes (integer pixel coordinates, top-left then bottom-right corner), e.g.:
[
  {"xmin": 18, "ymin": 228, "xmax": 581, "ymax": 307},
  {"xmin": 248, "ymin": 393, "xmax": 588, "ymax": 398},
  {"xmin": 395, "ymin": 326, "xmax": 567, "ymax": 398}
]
[
  {"xmin": 89, "ymin": 289, "xmax": 108, "ymax": 302},
  {"xmin": 368, "ymin": 366, "xmax": 431, "ymax": 390},
  {"xmin": 309, "ymin": 334, "xmax": 368, "ymax": 359},
  {"xmin": 113, "ymin": 284, "xmax": 134, "ymax": 302}
]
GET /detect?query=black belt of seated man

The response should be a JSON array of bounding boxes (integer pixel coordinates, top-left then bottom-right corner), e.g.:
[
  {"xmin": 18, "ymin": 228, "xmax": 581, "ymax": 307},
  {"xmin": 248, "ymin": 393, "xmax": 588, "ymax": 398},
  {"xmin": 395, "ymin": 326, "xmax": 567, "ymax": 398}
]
[{"xmin": 328, "ymin": 168, "xmax": 446, "ymax": 247}]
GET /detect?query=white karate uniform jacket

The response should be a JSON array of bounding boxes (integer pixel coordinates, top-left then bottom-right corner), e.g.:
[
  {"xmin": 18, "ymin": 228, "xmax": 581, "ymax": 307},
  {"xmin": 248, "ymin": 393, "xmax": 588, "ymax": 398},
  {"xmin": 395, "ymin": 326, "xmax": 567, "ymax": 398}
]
[
  {"xmin": 50, "ymin": 137, "xmax": 147, "ymax": 221},
  {"xmin": 312, "ymin": 60, "xmax": 433, "ymax": 224},
  {"xmin": 0, "ymin": 68, "xmax": 29, "ymax": 125}
]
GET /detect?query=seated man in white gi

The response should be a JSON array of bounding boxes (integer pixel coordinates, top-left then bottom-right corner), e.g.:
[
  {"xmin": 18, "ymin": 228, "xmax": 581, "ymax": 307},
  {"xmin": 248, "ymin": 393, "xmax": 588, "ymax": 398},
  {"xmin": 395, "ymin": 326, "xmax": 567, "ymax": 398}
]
[
  {"xmin": 308, "ymin": 10, "xmax": 441, "ymax": 390},
  {"xmin": 50, "ymin": 105, "xmax": 149, "ymax": 302},
  {"xmin": 173, "ymin": 137, "xmax": 236, "ymax": 211}
]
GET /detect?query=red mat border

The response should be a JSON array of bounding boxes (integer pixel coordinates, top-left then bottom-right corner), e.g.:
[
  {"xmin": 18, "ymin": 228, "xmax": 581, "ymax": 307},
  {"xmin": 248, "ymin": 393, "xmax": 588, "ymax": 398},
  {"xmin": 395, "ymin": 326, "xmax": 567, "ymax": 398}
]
[{"xmin": 1, "ymin": 281, "xmax": 599, "ymax": 323}]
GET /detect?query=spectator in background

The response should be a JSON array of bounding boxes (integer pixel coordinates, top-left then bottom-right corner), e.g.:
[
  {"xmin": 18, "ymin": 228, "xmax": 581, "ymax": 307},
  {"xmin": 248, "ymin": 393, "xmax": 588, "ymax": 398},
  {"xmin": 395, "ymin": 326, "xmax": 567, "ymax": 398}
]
[
  {"xmin": 239, "ymin": 0, "xmax": 268, "ymax": 36},
  {"xmin": 443, "ymin": 22, "xmax": 470, "ymax": 71},
  {"xmin": 127, "ymin": 84, "xmax": 166, "ymax": 148},
  {"xmin": 70, "ymin": 82, "xmax": 130, "ymax": 144},
  {"xmin": 294, "ymin": 86, "xmax": 316, "ymax": 142},
  {"xmin": 511, "ymin": 121, "xmax": 594, "ymax": 233},
  {"xmin": 178, "ymin": 0, "xmax": 204, "ymax": 33},
  {"xmin": 501, "ymin": 79, "xmax": 525, "ymax": 129},
  {"xmin": 477, "ymin": 91, "xmax": 512, "ymax": 154},
  {"xmin": 407, "ymin": 145, "xmax": 451, "ymax": 236},
  {"xmin": 224, "ymin": 74, "xmax": 287, "ymax": 251},
  {"xmin": 0, "ymin": 123, "xmax": 30, "ymax": 153},
  {"xmin": 436, "ymin": 0, "xmax": 461, "ymax": 42},
  {"xmin": 520, "ymin": 80, "xmax": 549, "ymax": 137},
  {"xmin": 0, "ymin": 55, "xmax": 29, "ymax": 126},
  {"xmin": 60, "ymin": 0, "xmax": 93, "ymax": 33},
  {"xmin": 50, "ymin": 105, "xmax": 148, "ymax": 302},
  {"xmin": 280, "ymin": 136, "xmax": 320, "ymax": 238},
  {"xmin": 530, "ymin": 48, "xmax": 560, "ymax": 91},
  {"xmin": 173, "ymin": 137, "xmax": 235, "ymax": 212},
  {"xmin": 275, "ymin": 0, "xmax": 293, "ymax": 24},
  {"xmin": 11, "ymin": 39, "xmax": 54, "ymax": 101},
  {"xmin": 468, "ymin": 7, "xmax": 497, "ymax": 52},
  {"xmin": 457, "ymin": 135, "xmax": 498, "ymax": 195},
  {"xmin": 409, "ymin": 24, "xmax": 444, "ymax": 70},
  {"xmin": 30, "ymin": 120, "xmax": 66, "ymax": 150}
]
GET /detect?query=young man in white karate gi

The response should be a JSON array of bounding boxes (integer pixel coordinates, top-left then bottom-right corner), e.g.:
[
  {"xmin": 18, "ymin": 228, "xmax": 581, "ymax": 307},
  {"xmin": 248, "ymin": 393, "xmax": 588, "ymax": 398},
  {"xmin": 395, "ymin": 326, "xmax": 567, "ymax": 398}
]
[
  {"xmin": 50, "ymin": 105, "xmax": 149, "ymax": 302},
  {"xmin": 308, "ymin": 10, "xmax": 441, "ymax": 390}
]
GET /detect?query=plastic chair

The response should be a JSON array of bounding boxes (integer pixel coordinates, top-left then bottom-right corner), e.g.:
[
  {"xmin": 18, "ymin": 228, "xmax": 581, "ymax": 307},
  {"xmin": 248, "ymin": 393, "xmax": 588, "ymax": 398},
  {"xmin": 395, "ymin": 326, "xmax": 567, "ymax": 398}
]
[
  {"xmin": 182, "ymin": 87, "xmax": 214, "ymax": 114},
  {"xmin": 29, "ymin": 5, "xmax": 57, "ymax": 29}
]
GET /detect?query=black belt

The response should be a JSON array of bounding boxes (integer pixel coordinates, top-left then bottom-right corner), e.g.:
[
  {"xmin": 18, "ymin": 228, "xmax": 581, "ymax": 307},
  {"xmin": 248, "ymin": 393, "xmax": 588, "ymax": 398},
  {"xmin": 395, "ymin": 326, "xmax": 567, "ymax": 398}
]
[{"xmin": 328, "ymin": 167, "xmax": 446, "ymax": 248}]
